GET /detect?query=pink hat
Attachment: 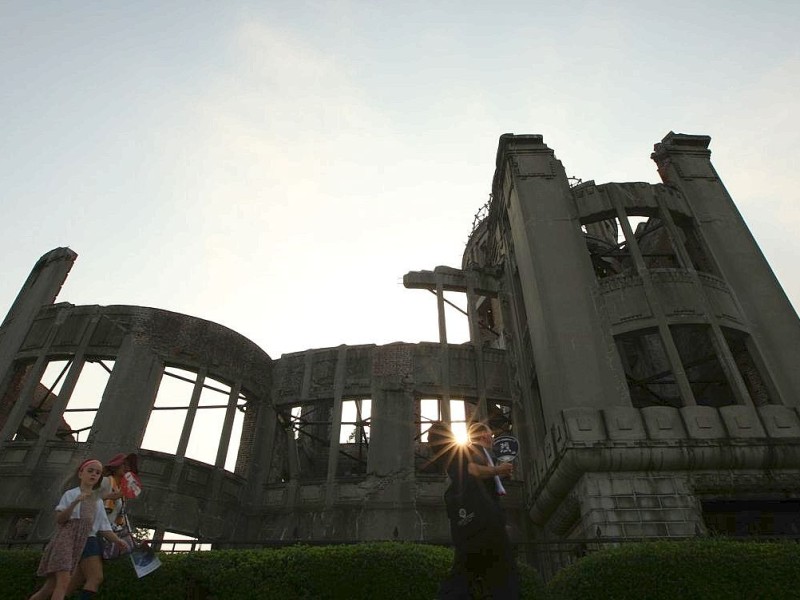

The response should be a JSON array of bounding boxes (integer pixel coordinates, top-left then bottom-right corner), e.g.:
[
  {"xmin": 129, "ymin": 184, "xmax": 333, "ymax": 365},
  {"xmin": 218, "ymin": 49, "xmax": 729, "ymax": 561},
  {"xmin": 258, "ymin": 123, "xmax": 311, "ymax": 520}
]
[{"xmin": 104, "ymin": 452, "xmax": 138, "ymax": 474}]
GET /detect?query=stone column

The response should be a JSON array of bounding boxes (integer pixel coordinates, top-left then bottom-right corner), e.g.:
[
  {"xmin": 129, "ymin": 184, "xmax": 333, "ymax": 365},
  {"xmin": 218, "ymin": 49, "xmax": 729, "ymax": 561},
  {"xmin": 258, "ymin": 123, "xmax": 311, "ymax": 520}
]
[
  {"xmin": 215, "ymin": 382, "xmax": 242, "ymax": 469},
  {"xmin": 436, "ymin": 280, "xmax": 451, "ymax": 423},
  {"xmin": 325, "ymin": 346, "xmax": 348, "ymax": 499},
  {"xmin": 89, "ymin": 333, "xmax": 163, "ymax": 459},
  {"xmin": 360, "ymin": 345, "xmax": 416, "ymax": 540},
  {"xmin": 495, "ymin": 134, "xmax": 626, "ymax": 427},
  {"xmin": 466, "ymin": 274, "xmax": 487, "ymax": 420},
  {"xmin": 175, "ymin": 369, "xmax": 207, "ymax": 458},
  {"xmin": 0, "ymin": 248, "xmax": 77, "ymax": 409},
  {"xmin": 241, "ymin": 399, "xmax": 278, "ymax": 510}
]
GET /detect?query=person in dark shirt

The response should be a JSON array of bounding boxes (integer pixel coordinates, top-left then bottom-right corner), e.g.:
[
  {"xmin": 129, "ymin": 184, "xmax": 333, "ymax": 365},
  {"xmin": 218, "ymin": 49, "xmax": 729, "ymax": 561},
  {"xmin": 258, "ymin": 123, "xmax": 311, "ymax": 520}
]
[{"xmin": 435, "ymin": 422, "xmax": 518, "ymax": 599}]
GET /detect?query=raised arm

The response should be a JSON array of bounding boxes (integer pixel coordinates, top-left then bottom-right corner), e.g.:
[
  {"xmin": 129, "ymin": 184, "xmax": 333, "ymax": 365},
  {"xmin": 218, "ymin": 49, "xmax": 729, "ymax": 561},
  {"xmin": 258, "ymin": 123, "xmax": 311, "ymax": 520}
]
[
  {"xmin": 55, "ymin": 491, "xmax": 92, "ymax": 525},
  {"xmin": 467, "ymin": 461, "xmax": 512, "ymax": 480}
]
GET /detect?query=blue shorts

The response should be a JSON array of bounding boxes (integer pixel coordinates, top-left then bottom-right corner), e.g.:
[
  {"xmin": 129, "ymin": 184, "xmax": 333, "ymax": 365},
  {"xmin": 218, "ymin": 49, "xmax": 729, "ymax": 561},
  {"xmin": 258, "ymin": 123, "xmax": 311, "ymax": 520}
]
[{"xmin": 81, "ymin": 536, "xmax": 102, "ymax": 559}]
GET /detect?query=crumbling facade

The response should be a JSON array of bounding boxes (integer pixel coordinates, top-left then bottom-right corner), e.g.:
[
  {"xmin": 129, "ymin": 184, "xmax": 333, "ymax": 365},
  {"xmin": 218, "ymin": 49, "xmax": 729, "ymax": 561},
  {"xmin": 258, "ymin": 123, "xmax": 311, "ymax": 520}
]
[{"xmin": 1, "ymin": 133, "xmax": 799, "ymax": 577}]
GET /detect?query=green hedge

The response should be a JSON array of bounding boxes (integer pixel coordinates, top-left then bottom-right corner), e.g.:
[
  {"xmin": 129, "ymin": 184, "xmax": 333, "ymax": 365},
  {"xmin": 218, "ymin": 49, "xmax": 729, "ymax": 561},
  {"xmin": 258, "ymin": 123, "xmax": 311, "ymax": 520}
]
[
  {"xmin": 9, "ymin": 540, "xmax": 800, "ymax": 600},
  {"xmin": 547, "ymin": 539, "xmax": 800, "ymax": 600},
  {"xmin": 3, "ymin": 542, "xmax": 545, "ymax": 599},
  {"xmin": 10, "ymin": 539, "xmax": 800, "ymax": 599}
]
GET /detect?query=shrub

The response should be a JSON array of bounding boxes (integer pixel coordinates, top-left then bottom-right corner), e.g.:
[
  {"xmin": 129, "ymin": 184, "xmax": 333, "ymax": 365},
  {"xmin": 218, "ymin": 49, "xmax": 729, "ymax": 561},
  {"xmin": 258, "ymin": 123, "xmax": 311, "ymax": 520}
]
[
  {"xmin": 547, "ymin": 539, "xmax": 800, "ymax": 600},
  {"xmin": 2, "ymin": 542, "xmax": 545, "ymax": 599},
  {"xmin": 2, "ymin": 549, "xmax": 39, "ymax": 599}
]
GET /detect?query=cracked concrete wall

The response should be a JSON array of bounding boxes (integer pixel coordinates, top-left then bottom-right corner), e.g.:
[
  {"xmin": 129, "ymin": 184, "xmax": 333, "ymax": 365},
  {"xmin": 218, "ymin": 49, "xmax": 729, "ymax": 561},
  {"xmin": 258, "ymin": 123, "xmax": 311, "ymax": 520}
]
[
  {"xmin": 0, "ymin": 271, "xmax": 273, "ymax": 545},
  {"xmin": 241, "ymin": 342, "xmax": 520, "ymax": 544}
]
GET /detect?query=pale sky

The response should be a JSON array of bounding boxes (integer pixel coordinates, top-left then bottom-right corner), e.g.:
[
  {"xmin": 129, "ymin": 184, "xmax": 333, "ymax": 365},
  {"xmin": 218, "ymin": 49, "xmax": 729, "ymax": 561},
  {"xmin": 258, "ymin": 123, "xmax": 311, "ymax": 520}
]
[{"xmin": 2, "ymin": 1, "xmax": 799, "ymax": 360}]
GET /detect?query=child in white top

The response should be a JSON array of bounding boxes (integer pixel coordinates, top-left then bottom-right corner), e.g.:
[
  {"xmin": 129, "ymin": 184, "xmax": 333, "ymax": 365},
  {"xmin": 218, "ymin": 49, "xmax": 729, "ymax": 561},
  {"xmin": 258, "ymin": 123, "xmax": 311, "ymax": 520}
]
[{"xmin": 28, "ymin": 458, "xmax": 127, "ymax": 600}]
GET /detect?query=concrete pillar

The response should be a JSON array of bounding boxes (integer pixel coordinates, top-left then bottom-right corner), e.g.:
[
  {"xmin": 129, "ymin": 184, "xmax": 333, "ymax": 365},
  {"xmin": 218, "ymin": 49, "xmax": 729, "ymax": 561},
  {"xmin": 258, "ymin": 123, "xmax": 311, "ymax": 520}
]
[
  {"xmin": 325, "ymin": 346, "xmax": 348, "ymax": 499},
  {"xmin": 436, "ymin": 281, "xmax": 451, "ymax": 423},
  {"xmin": 215, "ymin": 382, "xmax": 242, "ymax": 469},
  {"xmin": 495, "ymin": 135, "xmax": 627, "ymax": 428},
  {"xmin": 176, "ymin": 369, "xmax": 206, "ymax": 458},
  {"xmin": 89, "ymin": 334, "xmax": 163, "ymax": 459},
  {"xmin": 466, "ymin": 275, "xmax": 487, "ymax": 421},
  {"xmin": 240, "ymin": 398, "xmax": 279, "ymax": 513},
  {"xmin": 0, "ymin": 248, "xmax": 76, "ymax": 410},
  {"xmin": 362, "ymin": 378, "xmax": 416, "ymax": 540},
  {"xmin": 367, "ymin": 385, "xmax": 414, "ymax": 476}
]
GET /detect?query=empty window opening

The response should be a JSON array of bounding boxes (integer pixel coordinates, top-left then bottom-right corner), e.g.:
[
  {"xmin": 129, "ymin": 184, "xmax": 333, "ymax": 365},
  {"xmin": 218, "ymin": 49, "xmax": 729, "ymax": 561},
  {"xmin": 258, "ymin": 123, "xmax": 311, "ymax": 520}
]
[
  {"xmin": 671, "ymin": 325, "xmax": 736, "ymax": 408},
  {"xmin": 337, "ymin": 399, "xmax": 371, "ymax": 477},
  {"xmin": 615, "ymin": 329, "xmax": 681, "ymax": 409},
  {"xmin": 14, "ymin": 359, "xmax": 71, "ymax": 441},
  {"xmin": 581, "ymin": 217, "xmax": 632, "ymax": 279},
  {"xmin": 185, "ymin": 378, "xmax": 248, "ymax": 471},
  {"xmin": 703, "ymin": 499, "xmax": 800, "ymax": 537},
  {"xmin": 581, "ymin": 218, "xmax": 617, "ymax": 246},
  {"xmin": 417, "ymin": 398, "xmax": 472, "ymax": 443},
  {"xmin": 630, "ymin": 215, "xmax": 681, "ymax": 270},
  {"xmin": 124, "ymin": 521, "xmax": 157, "ymax": 546},
  {"xmin": 415, "ymin": 398, "xmax": 476, "ymax": 472},
  {"xmin": 61, "ymin": 358, "xmax": 115, "ymax": 442},
  {"xmin": 269, "ymin": 402, "xmax": 338, "ymax": 484},
  {"xmin": 426, "ymin": 289, "xmax": 471, "ymax": 344},
  {"xmin": 289, "ymin": 400, "xmax": 333, "ymax": 481},
  {"xmin": 140, "ymin": 366, "xmax": 196, "ymax": 455},
  {"xmin": 487, "ymin": 402, "xmax": 513, "ymax": 436},
  {"xmin": 450, "ymin": 400, "xmax": 468, "ymax": 444},
  {"xmin": 185, "ymin": 378, "xmax": 231, "ymax": 466},
  {"xmin": 620, "ymin": 215, "xmax": 649, "ymax": 244},
  {"xmin": 289, "ymin": 405, "xmax": 302, "ymax": 439},
  {"xmin": 134, "ymin": 522, "xmax": 214, "ymax": 556},
  {"xmin": 158, "ymin": 530, "xmax": 212, "ymax": 552},
  {"xmin": 141, "ymin": 367, "xmax": 246, "ymax": 471},
  {"xmin": 132, "ymin": 525, "xmax": 155, "ymax": 546},
  {"xmin": 672, "ymin": 213, "xmax": 716, "ymax": 275},
  {"xmin": 444, "ymin": 291, "xmax": 471, "ymax": 344},
  {"xmin": 479, "ymin": 299, "xmax": 496, "ymax": 332},
  {"xmin": 582, "ymin": 212, "xmax": 682, "ymax": 280},
  {"xmin": 476, "ymin": 297, "xmax": 503, "ymax": 349},
  {"xmin": 418, "ymin": 398, "xmax": 439, "ymax": 443},
  {"xmin": 339, "ymin": 399, "xmax": 371, "ymax": 444},
  {"xmin": 722, "ymin": 328, "xmax": 773, "ymax": 406},
  {"xmin": 224, "ymin": 393, "xmax": 247, "ymax": 473}
]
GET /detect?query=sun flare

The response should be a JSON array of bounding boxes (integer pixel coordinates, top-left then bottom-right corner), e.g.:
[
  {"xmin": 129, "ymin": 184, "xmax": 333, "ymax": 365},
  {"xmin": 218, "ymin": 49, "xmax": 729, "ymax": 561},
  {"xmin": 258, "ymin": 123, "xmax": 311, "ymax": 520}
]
[{"xmin": 451, "ymin": 422, "xmax": 469, "ymax": 445}]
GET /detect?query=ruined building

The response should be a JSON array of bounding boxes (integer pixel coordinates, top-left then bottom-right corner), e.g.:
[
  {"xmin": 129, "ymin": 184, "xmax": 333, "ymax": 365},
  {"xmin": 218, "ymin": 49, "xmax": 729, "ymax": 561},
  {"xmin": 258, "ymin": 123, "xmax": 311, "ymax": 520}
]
[{"xmin": 2, "ymin": 133, "xmax": 800, "ymax": 576}]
